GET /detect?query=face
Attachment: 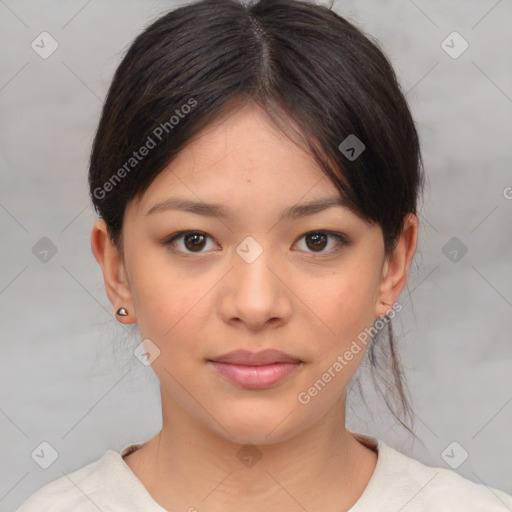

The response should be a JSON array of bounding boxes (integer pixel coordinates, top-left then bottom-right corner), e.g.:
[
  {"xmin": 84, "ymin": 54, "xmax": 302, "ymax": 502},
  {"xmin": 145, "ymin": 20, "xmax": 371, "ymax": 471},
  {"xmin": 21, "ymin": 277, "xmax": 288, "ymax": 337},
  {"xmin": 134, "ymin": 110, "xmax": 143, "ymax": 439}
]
[{"xmin": 92, "ymin": 101, "xmax": 416, "ymax": 445}]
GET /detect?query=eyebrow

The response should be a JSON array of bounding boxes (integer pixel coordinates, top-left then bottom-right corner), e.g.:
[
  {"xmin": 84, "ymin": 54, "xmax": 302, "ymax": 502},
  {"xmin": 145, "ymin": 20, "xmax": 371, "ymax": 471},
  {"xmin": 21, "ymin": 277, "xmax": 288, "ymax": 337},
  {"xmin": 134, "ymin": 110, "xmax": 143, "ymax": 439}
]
[{"xmin": 145, "ymin": 195, "xmax": 350, "ymax": 222}]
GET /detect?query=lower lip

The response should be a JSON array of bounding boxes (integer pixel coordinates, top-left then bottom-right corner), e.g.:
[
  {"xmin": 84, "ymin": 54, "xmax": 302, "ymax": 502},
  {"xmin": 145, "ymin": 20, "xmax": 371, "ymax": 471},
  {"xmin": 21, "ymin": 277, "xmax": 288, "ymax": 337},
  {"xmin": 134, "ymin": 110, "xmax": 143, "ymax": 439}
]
[{"xmin": 208, "ymin": 361, "xmax": 302, "ymax": 389}]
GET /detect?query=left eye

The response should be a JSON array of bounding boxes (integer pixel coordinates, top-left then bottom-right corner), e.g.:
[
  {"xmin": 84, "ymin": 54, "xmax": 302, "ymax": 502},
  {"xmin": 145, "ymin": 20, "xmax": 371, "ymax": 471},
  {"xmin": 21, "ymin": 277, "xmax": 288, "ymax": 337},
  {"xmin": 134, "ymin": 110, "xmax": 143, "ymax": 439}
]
[
  {"xmin": 294, "ymin": 231, "xmax": 349, "ymax": 254},
  {"xmin": 163, "ymin": 230, "xmax": 349, "ymax": 255}
]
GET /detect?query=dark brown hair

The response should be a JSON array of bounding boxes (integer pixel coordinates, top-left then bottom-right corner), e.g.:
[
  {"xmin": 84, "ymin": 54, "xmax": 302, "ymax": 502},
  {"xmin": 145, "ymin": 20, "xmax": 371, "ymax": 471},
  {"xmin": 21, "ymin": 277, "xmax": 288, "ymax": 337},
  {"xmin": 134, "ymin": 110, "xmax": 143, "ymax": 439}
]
[{"xmin": 88, "ymin": 0, "xmax": 425, "ymax": 435}]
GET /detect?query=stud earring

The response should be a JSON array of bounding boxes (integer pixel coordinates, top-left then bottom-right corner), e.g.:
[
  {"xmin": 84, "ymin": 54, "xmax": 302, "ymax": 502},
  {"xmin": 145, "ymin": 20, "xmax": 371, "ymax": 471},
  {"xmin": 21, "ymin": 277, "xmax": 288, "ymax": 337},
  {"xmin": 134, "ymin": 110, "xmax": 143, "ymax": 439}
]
[{"xmin": 116, "ymin": 307, "xmax": 128, "ymax": 317}]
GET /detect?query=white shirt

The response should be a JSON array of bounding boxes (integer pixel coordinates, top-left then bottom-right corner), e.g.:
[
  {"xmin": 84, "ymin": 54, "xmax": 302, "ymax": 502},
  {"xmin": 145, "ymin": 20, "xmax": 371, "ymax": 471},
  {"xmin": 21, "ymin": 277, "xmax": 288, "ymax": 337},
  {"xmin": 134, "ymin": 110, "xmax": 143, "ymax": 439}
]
[{"xmin": 16, "ymin": 432, "xmax": 512, "ymax": 511}]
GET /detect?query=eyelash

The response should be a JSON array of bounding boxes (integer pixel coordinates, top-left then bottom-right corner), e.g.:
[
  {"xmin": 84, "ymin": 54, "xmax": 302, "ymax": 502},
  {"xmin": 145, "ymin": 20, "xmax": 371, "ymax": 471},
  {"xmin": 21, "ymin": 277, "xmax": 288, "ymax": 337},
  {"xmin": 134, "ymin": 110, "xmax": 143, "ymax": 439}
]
[{"xmin": 162, "ymin": 230, "xmax": 351, "ymax": 257}]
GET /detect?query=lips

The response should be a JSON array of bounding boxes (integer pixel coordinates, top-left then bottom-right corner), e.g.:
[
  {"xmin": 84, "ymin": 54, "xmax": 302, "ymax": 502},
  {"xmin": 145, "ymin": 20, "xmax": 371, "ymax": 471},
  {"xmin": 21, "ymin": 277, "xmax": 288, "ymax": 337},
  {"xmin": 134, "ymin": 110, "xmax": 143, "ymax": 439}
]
[
  {"xmin": 207, "ymin": 349, "xmax": 303, "ymax": 389},
  {"xmin": 208, "ymin": 349, "xmax": 301, "ymax": 366}
]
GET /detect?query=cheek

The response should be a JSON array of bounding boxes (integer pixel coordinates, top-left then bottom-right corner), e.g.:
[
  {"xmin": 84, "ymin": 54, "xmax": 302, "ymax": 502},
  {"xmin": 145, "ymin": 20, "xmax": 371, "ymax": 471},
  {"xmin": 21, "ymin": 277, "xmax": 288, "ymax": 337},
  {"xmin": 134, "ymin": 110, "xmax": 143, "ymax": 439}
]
[
  {"xmin": 306, "ymin": 268, "xmax": 379, "ymax": 372},
  {"xmin": 318, "ymin": 271, "xmax": 376, "ymax": 333},
  {"xmin": 135, "ymin": 274, "xmax": 206, "ymax": 341},
  {"xmin": 128, "ymin": 266, "xmax": 218, "ymax": 370},
  {"xmin": 125, "ymin": 248, "xmax": 199, "ymax": 339}
]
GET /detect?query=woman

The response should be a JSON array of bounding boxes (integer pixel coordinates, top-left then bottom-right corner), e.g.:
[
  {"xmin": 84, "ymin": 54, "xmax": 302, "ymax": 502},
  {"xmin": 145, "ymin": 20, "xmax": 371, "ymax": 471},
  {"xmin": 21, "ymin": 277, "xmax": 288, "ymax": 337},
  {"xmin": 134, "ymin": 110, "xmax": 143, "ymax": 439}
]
[{"xmin": 17, "ymin": 0, "xmax": 512, "ymax": 510}]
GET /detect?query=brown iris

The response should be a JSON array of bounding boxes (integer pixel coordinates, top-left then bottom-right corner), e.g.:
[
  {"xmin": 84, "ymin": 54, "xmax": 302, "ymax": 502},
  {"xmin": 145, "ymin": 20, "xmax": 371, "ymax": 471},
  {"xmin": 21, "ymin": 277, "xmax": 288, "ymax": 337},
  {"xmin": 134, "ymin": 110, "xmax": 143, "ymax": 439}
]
[
  {"xmin": 305, "ymin": 232, "xmax": 328, "ymax": 251},
  {"xmin": 183, "ymin": 232, "xmax": 208, "ymax": 252}
]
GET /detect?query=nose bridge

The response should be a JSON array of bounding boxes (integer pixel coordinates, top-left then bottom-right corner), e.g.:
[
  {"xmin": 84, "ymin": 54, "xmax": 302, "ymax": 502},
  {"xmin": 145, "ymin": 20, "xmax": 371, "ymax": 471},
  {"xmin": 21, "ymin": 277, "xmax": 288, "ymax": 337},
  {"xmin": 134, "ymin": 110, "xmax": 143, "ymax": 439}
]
[
  {"xmin": 221, "ymin": 234, "xmax": 291, "ymax": 327},
  {"xmin": 234, "ymin": 234, "xmax": 278, "ymax": 296}
]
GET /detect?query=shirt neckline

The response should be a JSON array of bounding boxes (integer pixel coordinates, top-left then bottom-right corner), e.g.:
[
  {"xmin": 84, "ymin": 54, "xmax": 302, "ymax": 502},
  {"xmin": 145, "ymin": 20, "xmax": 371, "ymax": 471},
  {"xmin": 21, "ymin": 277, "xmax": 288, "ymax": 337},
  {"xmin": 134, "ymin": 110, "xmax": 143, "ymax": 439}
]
[
  {"xmin": 108, "ymin": 430, "xmax": 387, "ymax": 511},
  {"xmin": 347, "ymin": 431, "xmax": 389, "ymax": 511}
]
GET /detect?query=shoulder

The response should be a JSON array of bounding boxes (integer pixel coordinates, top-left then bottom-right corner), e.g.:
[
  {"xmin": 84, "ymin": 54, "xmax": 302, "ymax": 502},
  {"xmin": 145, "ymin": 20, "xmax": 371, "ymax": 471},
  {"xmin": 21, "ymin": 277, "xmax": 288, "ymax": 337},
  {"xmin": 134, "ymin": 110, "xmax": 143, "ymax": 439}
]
[
  {"xmin": 381, "ymin": 441, "xmax": 512, "ymax": 510},
  {"xmin": 15, "ymin": 451, "xmax": 114, "ymax": 512}
]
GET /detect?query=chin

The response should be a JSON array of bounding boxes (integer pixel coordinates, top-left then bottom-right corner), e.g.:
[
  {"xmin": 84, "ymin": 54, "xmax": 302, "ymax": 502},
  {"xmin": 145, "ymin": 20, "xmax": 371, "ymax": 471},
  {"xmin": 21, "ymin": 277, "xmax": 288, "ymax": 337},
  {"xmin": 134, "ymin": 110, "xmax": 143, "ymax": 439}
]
[{"xmin": 207, "ymin": 403, "xmax": 304, "ymax": 446}]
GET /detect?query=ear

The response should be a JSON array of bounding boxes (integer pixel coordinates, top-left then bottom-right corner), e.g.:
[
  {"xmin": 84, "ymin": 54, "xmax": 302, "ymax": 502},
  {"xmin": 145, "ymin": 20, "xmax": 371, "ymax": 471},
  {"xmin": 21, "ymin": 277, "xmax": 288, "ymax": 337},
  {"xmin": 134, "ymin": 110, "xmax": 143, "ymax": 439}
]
[
  {"xmin": 374, "ymin": 213, "xmax": 418, "ymax": 318},
  {"xmin": 90, "ymin": 219, "xmax": 136, "ymax": 324}
]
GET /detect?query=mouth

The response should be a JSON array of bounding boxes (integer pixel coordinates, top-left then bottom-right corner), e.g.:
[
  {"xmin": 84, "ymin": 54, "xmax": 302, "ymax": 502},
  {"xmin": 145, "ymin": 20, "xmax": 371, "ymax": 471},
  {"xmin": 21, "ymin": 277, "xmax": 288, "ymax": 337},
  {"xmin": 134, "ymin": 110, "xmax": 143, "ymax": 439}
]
[
  {"xmin": 207, "ymin": 360, "xmax": 303, "ymax": 389},
  {"xmin": 207, "ymin": 349, "xmax": 303, "ymax": 390}
]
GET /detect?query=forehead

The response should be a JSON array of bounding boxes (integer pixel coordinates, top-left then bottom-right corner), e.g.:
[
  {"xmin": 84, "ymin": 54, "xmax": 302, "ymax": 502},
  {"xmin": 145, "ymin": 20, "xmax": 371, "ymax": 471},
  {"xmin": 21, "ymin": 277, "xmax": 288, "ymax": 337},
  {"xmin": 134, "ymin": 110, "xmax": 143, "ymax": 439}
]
[{"xmin": 134, "ymin": 102, "xmax": 345, "ymax": 213}]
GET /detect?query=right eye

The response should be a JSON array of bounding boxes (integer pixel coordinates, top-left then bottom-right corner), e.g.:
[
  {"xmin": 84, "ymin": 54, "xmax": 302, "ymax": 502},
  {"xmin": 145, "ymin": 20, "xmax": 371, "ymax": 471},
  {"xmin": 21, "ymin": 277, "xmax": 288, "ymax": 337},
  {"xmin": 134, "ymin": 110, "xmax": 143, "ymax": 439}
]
[{"xmin": 163, "ymin": 231, "xmax": 219, "ymax": 255}]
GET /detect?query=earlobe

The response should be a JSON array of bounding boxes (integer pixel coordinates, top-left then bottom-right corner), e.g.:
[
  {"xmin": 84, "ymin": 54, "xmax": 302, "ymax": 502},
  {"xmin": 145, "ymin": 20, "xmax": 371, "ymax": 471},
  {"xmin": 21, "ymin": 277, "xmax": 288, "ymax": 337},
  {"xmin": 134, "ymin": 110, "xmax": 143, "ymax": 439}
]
[{"xmin": 90, "ymin": 219, "xmax": 136, "ymax": 323}]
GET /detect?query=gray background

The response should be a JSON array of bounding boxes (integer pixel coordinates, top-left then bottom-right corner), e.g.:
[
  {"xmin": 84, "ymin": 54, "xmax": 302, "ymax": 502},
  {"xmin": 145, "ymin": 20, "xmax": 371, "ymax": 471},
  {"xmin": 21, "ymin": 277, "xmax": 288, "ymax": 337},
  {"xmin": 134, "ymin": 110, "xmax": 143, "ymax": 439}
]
[{"xmin": 1, "ymin": 0, "xmax": 511, "ymax": 510}]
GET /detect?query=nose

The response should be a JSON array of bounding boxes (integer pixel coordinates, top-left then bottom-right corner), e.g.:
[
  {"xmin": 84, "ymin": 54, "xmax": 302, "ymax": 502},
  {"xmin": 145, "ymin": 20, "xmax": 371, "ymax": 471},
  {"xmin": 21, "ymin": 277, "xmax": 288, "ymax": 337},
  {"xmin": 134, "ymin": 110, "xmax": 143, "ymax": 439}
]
[{"xmin": 219, "ymin": 246, "xmax": 293, "ymax": 332}]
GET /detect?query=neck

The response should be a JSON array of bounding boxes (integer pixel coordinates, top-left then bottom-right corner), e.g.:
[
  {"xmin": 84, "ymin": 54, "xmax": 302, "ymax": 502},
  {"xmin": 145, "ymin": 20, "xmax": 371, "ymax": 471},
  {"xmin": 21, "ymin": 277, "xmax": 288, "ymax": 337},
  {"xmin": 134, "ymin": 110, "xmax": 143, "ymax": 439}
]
[{"xmin": 125, "ymin": 388, "xmax": 378, "ymax": 512}]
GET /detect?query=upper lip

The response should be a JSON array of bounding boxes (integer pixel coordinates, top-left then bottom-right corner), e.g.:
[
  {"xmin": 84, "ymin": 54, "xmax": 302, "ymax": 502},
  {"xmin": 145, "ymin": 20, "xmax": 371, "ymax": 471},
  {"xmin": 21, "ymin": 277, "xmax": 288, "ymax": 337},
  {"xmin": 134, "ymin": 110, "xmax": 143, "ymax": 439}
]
[{"xmin": 209, "ymin": 349, "xmax": 301, "ymax": 366}]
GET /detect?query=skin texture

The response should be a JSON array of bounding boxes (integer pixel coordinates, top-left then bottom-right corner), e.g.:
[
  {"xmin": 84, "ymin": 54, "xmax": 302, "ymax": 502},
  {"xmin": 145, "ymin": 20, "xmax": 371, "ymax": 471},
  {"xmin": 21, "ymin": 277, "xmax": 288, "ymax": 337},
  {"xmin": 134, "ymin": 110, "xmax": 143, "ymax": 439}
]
[{"xmin": 91, "ymin": 101, "xmax": 418, "ymax": 511}]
